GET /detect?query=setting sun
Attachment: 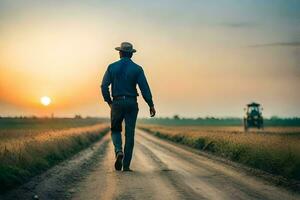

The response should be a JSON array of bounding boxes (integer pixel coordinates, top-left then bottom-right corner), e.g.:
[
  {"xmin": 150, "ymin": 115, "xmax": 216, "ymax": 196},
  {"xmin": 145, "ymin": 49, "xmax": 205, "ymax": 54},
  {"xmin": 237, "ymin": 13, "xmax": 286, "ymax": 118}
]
[{"xmin": 40, "ymin": 96, "xmax": 51, "ymax": 106}]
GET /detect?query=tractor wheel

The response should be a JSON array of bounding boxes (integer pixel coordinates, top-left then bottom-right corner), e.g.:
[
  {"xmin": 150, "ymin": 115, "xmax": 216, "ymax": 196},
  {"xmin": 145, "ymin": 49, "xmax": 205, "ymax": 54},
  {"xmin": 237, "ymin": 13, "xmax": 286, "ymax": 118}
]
[
  {"xmin": 260, "ymin": 122, "xmax": 264, "ymax": 130},
  {"xmin": 244, "ymin": 120, "xmax": 248, "ymax": 132},
  {"xmin": 257, "ymin": 119, "xmax": 263, "ymax": 130}
]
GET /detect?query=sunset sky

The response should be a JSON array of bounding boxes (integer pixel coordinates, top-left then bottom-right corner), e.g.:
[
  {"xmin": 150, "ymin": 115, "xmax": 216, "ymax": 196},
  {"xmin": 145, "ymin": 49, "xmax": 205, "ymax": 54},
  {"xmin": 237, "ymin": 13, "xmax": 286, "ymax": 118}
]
[{"xmin": 0, "ymin": 0, "xmax": 299, "ymax": 118}]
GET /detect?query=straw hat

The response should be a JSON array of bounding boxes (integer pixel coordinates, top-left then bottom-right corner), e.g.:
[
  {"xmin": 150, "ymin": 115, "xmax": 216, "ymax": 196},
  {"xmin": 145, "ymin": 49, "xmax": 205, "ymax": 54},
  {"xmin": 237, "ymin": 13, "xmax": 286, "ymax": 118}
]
[{"xmin": 115, "ymin": 42, "xmax": 136, "ymax": 53}]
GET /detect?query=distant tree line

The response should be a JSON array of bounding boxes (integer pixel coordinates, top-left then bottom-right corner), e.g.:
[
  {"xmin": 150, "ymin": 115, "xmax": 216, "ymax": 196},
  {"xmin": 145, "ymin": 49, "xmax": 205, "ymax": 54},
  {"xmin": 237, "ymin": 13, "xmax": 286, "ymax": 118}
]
[{"xmin": 138, "ymin": 115, "xmax": 300, "ymax": 126}]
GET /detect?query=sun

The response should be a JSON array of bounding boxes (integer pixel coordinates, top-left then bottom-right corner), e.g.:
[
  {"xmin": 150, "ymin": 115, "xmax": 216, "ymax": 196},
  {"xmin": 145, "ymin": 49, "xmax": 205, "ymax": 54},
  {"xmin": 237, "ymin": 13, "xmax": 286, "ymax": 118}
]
[{"xmin": 40, "ymin": 96, "xmax": 51, "ymax": 106}]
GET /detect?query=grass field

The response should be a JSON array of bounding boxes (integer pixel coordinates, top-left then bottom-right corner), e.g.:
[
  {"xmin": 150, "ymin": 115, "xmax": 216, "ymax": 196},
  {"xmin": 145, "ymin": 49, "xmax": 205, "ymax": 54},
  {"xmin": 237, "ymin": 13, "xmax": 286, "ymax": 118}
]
[
  {"xmin": 139, "ymin": 125, "xmax": 300, "ymax": 184},
  {"xmin": 0, "ymin": 117, "xmax": 107, "ymax": 131},
  {"xmin": 0, "ymin": 118, "xmax": 109, "ymax": 192}
]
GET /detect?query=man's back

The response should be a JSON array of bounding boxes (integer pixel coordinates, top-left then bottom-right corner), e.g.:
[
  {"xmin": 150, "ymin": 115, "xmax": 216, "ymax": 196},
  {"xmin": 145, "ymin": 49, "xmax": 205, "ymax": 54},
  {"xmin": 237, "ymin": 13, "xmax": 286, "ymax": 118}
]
[
  {"xmin": 108, "ymin": 57, "xmax": 141, "ymax": 97},
  {"xmin": 101, "ymin": 57, "xmax": 154, "ymax": 107}
]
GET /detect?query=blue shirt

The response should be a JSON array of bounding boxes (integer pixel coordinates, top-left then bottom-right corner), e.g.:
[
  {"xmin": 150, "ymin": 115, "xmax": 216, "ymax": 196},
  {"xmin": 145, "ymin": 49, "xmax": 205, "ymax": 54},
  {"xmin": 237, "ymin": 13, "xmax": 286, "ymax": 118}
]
[{"xmin": 101, "ymin": 57, "xmax": 154, "ymax": 107}]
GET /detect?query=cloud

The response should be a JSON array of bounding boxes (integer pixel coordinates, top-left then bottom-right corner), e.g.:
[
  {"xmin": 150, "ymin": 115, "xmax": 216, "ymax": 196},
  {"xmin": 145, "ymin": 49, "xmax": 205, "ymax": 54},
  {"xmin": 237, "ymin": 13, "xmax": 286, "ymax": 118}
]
[
  {"xmin": 220, "ymin": 22, "xmax": 255, "ymax": 28},
  {"xmin": 248, "ymin": 42, "xmax": 300, "ymax": 48}
]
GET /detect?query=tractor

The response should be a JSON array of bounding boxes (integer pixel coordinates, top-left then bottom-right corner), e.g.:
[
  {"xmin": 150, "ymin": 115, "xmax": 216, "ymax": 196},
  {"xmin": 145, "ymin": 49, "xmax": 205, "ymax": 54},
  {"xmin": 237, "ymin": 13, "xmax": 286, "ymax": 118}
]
[{"xmin": 243, "ymin": 102, "xmax": 264, "ymax": 131}]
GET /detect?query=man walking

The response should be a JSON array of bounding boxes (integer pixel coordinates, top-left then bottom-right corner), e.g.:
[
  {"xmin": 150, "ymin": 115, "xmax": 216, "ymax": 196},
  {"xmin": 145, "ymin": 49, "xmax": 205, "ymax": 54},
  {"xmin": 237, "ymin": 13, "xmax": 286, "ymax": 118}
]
[{"xmin": 101, "ymin": 42, "xmax": 156, "ymax": 171}]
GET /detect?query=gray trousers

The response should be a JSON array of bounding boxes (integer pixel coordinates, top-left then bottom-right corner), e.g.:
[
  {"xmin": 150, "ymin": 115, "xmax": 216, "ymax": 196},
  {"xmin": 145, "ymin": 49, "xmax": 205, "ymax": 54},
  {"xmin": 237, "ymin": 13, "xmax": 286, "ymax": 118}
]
[{"xmin": 110, "ymin": 98, "xmax": 138, "ymax": 168}]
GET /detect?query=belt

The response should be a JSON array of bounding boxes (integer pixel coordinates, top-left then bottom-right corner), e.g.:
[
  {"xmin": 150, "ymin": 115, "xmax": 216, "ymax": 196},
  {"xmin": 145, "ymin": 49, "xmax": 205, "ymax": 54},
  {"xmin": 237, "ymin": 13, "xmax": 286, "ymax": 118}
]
[{"xmin": 113, "ymin": 96, "xmax": 137, "ymax": 100}]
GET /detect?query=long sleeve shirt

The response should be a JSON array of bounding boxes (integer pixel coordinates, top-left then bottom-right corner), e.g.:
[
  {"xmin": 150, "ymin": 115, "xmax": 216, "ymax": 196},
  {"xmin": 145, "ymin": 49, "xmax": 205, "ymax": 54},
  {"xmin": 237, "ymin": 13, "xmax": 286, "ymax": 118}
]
[{"xmin": 101, "ymin": 57, "xmax": 154, "ymax": 107}]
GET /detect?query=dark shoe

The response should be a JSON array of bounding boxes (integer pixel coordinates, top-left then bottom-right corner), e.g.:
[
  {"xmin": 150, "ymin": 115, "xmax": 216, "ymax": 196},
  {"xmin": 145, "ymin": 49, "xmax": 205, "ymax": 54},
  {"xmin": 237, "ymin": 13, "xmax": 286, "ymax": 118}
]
[
  {"xmin": 123, "ymin": 167, "xmax": 133, "ymax": 172},
  {"xmin": 114, "ymin": 152, "xmax": 123, "ymax": 171}
]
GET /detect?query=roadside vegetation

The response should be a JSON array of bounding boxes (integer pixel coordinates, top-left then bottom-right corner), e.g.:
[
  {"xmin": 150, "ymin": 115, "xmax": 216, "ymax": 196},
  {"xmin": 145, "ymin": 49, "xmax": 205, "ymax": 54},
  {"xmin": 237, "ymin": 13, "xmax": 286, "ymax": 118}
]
[
  {"xmin": 0, "ymin": 118, "xmax": 109, "ymax": 192},
  {"xmin": 138, "ymin": 117, "xmax": 300, "ymax": 126},
  {"xmin": 139, "ymin": 125, "xmax": 300, "ymax": 185}
]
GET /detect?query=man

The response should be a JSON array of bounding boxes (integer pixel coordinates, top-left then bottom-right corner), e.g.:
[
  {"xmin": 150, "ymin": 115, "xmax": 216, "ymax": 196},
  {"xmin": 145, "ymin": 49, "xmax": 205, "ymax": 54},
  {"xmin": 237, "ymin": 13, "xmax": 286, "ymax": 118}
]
[{"xmin": 101, "ymin": 42, "xmax": 156, "ymax": 171}]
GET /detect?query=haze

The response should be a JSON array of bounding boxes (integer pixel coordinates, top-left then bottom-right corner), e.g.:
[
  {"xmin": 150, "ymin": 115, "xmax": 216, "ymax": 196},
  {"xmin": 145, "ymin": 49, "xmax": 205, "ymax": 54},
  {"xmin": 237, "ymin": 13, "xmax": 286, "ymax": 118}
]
[{"xmin": 0, "ymin": 0, "xmax": 299, "ymax": 118}]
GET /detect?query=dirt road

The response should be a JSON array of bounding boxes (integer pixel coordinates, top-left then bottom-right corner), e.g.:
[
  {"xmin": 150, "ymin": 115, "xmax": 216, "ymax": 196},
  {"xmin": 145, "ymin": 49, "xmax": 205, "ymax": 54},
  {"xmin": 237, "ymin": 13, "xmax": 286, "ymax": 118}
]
[
  {"xmin": 2, "ymin": 129, "xmax": 299, "ymax": 200},
  {"xmin": 73, "ymin": 129, "xmax": 298, "ymax": 200}
]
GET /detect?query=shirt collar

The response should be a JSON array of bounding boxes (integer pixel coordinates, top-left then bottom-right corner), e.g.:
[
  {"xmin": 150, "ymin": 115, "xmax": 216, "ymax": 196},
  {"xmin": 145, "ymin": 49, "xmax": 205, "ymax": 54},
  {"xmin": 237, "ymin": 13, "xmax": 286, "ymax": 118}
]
[{"xmin": 121, "ymin": 57, "xmax": 131, "ymax": 60}]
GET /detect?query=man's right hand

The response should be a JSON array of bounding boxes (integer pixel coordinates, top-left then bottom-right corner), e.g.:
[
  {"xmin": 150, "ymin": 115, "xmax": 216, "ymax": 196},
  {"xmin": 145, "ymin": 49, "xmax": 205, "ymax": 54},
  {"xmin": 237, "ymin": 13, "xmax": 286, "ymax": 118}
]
[{"xmin": 150, "ymin": 106, "xmax": 156, "ymax": 117}]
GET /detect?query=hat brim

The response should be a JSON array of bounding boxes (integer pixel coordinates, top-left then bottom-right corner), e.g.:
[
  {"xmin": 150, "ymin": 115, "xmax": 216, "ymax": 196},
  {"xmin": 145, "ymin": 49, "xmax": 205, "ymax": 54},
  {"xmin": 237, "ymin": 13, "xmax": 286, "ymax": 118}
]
[{"xmin": 115, "ymin": 47, "xmax": 136, "ymax": 53}]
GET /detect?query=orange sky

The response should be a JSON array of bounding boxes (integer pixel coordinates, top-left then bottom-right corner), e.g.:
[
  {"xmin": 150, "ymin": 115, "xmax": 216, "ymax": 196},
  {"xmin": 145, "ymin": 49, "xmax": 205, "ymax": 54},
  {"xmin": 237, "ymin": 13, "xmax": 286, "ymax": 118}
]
[{"xmin": 0, "ymin": 1, "xmax": 299, "ymax": 117}]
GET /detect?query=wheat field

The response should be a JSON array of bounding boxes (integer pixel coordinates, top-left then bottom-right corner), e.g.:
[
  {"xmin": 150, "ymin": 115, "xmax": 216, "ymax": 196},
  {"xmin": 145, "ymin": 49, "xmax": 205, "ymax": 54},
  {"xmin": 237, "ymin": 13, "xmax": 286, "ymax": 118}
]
[{"xmin": 0, "ymin": 118, "xmax": 109, "ymax": 191}]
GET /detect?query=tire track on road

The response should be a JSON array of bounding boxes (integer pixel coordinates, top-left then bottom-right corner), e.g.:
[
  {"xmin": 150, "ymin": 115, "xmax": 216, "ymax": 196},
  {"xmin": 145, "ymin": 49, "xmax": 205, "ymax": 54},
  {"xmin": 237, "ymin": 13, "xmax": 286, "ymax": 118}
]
[{"xmin": 135, "ymin": 141, "xmax": 206, "ymax": 200}]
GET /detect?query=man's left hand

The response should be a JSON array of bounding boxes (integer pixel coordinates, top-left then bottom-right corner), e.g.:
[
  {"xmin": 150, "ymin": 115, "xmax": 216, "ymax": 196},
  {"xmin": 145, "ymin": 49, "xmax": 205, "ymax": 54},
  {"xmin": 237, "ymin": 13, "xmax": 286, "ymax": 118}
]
[{"xmin": 150, "ymin": 106, "xmax": 156, "ymax": 117}]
